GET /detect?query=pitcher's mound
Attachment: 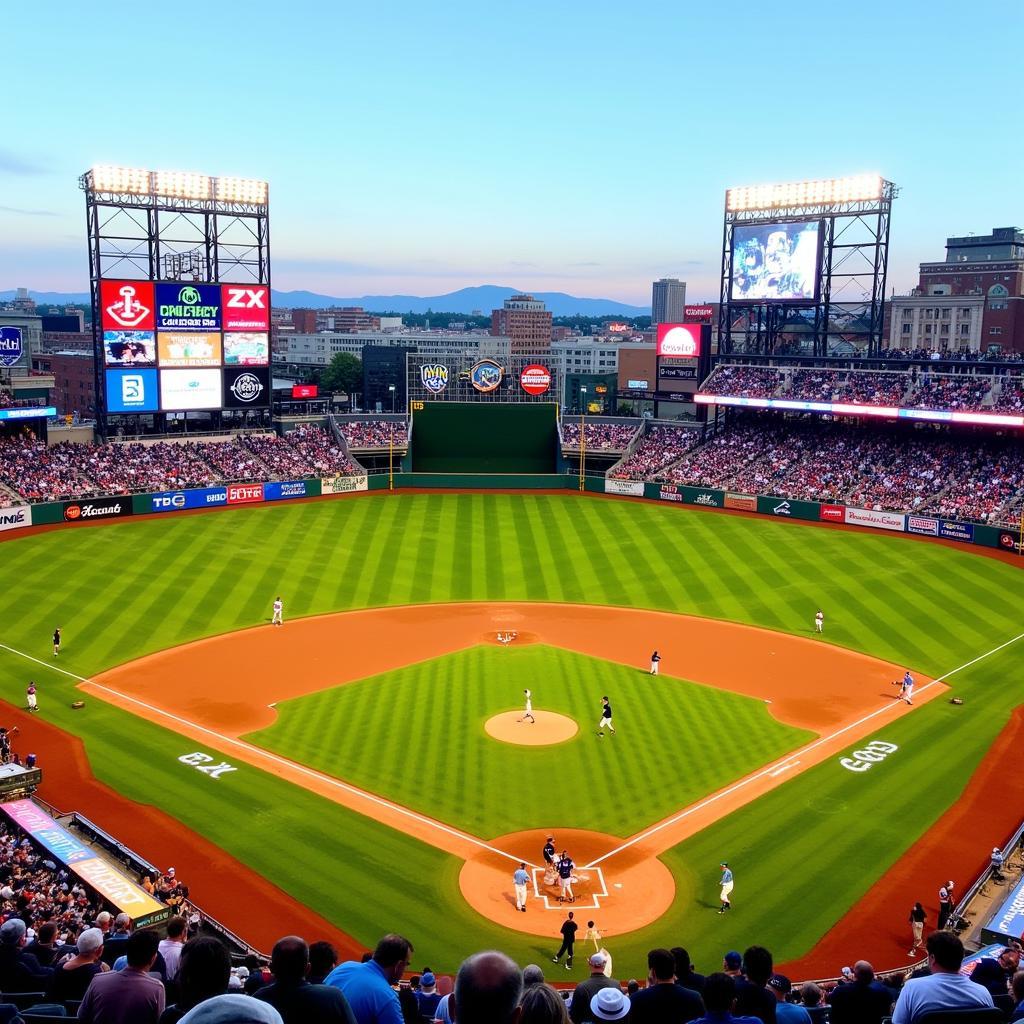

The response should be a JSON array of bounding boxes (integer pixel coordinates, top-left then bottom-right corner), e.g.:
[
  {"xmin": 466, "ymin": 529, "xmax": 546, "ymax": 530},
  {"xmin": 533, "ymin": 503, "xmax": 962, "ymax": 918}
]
[{"xmin": 485, "ymin": 711, "xmax": 578, "ymax": 745}]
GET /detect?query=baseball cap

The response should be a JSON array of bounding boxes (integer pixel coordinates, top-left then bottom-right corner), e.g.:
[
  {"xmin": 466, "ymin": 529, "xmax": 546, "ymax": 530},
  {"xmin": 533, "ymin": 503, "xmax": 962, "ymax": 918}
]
[
  {"xmin": 841, "ymin": 966, "xmax": 854, "ymax": 980},
  {"xmin": 421, "ymin": 972, "xmax": 436, "ymax": 988},
  {"xmin": 590, "ymin": 988, "xmax": 630, "ymax": 1021},
  {"xmin": 724, "ymin": 951, "xmax": 742, "ymax": 969},
  {"xmin": 769, "ymin": 973, "xmax": 792, "ymax": 994},
  {"xmin": 720, "ymin": 861, "xmax": 729, "ymax": 867},
  {"xmin": 589, "ymin": 951, "xmax": 607, "ymax": 968},
  {"xmin": 78, "ymin": 928, "xmax": 104, "ymax": 954}
]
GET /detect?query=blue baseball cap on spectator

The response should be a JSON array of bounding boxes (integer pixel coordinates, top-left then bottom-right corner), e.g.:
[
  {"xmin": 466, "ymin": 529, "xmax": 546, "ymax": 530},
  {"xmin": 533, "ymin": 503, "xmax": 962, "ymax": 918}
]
[{"xmin": 724, "ymin": 951, "xmax": 742, "ymax": 969}]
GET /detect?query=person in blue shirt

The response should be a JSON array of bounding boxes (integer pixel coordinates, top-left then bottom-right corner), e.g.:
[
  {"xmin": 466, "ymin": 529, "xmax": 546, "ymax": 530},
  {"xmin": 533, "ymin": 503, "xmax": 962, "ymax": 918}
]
[
  {"xmin": 513, "ymin": 862, "xmax": 530, "ymax": 913},
  {"xmin": 718, "ymin": 863, "xmax": 734, "ymax": 914},
  {"xmin": 691, "ymin": 972, "xmax": 764, "ymax": 1024},
  {"xmin": 324, "ymin": 934, "xmax": 413, "ymax": 1024}
]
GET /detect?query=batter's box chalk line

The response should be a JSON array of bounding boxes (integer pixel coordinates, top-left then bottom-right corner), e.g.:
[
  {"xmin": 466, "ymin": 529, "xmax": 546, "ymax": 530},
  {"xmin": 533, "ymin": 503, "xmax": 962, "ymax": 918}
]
[{"xmin": 530, "ymin": 867, "xmax": 609, "ymax": 910}]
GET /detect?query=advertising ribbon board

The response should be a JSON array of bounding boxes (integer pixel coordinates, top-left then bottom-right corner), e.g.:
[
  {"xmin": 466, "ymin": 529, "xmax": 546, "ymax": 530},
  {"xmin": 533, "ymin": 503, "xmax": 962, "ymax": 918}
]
[
  {"xmin": 724, "ymin": 493, "xmax": 757, "ymax": 511},
  {"xmin": 820, "ymin": 503, "xmax": 845, "ymax": 523},
  {"xmin": 264, "ymin": 481, "xmax": 309, "ymax": 501},
  {"xmin": 1, "ymin": 800, "xmax": 169, "ymax": 929},
  {"xmin": 681, "ymin": 487, "xmax": 723, "ymax": 508},
  {"xmin": 658, "ymin": 485, "xmax": 684, "ymax": 503},
  {"xmin": 227, "ymin": 484, "xmax": 264, "ymax": 505},
  {"xmin": 321, "ymin": 475, "xmax": 368, "ymax": 494},
  {"xmin": 907, "ymin": 515, "xmax": 939, "ymax": 536},
  {"xmin": 844, "ymin": 506, "xmax": 906, "ymax": 532},
  {"xmin": 938, "ymin": 520, "xmax": 974, "ymax": 543},
  {"xmin": 605, "ymin": 479, "xmax": 644, "ymax": 497},
  {"xmin": 150, "ymin": 488, "xmax": 228, "ymax": 513},
  {"xmin": 982, "ymin": 876, "xmax": 1024, "ymax": 943},
  {"xmin": 63, "ymin": 498, "xmax": 133, "ymax": 523},
  {"xmin": 0, "ymin": 506, "xmax": 32, "ymax": 533},
  {"xmin": 756, "ymin": 496, "xmax": 821, "ymax": 521}
]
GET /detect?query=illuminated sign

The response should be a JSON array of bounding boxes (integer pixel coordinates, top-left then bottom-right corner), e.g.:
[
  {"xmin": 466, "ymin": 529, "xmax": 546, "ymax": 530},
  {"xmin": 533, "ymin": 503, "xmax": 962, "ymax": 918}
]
[
  {"xmin": 0, "ymin": 327, "xmax": 24, "ymax": 367},
  {"xmin": 291, "ymin": 384, "xmax": 318, "ymax": 399},
  {"xmin": 159, "ymin": 368, "xmax": 222, "ymax": 411},
  {"xmin": 656, "ymin": 323, "xmax": 701, "ymax": 358},
  {"xmin": 684, "ymin": 305, "xmax": 714, "ymax": 320},
  {"xmin": 100, "ymin": 280, "xmax": 155, "ymax": 330},
  {"xmin": 223, "ymin": 332, "xmax": 269, "ymax": 366},
  {"xmin": 222, "ymin": 285, "xmax": 270, "ymax": 331},
  {"xmin": 420, "ymin": 364, "xmax": 449, "ymax": 394},
  {"xmin": 105, "ymin": 368, "xmax": 159, "ymax": 413},
  {"xmin": 157, "ymin": 331, "xmax": 222, "ymax": 367},
  {"xmin": 606, "ymin": 322, "xmax": 631, "ymax": 333},
  {"xmin": 469, "ymin": 359, "xmax": 504, "ymax": 393},
  {"xmin": 223, "ymin": 367, "xmax": 270, "ymax": 408},
  {"xmin": 627, "ymin": 379, "xmax": 649, "ymax": 390},
  {"xmin": 156, "ymin": 283, "xmax": 222, "ymax": 330}
]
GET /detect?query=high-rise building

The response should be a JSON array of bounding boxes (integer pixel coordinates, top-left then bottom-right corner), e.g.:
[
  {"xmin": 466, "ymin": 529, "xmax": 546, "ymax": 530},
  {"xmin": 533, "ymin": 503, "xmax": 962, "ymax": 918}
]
[
  {"xmin": 651, "ymin": 278, "xmax": 686, "ymax": 325},
  {"xmin": 490, "ymin": 294, "xmax": 552, "ymax": 353}
]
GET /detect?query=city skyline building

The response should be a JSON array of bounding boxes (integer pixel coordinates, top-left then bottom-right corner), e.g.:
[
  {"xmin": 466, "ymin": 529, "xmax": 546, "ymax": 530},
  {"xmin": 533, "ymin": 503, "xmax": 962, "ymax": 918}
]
[
  {"xmin": 490, "ymin": 294, "xmax": 553, "ymax": 353},
  {"xmin": 651, "ymin": 278, "xmax": 686, "ymax": 325}
]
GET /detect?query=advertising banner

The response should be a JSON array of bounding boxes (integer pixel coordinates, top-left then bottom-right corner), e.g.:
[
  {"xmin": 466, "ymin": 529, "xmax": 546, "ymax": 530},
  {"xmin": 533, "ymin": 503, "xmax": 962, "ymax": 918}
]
[
  {"xmin": 156, "ymin": 332, "xmax": 222, "ymax": 368},
  {"xmin": 227, "ymin": 483, "xmax": 264, "ymax": 505},
  {"xmin": 0, "ymin": 327, "xmax": 25, "ymax": 367},
  {"xmin": 105, "ymin": 368, "xmax": 159, "ymax": 414},
  {"xmin": 221, "ymin": 285, "xmax": 270, "ymax": 332},
  {"xmin": 223, "ymin": 367, "xmax": 270, "ymax": 408},
  {"xmin": 63, "ymin": 497, "xmax": 133, "ymax": 523},
  {"xmin": 844, "ymin": 506, "xmax": 906, "ymax": 532},
  {"xmin": 605, "ymin": 479, "xmax": 644, "ymax": 497},
  {"xmin": 820, "ymin": 503, "xmax": 845, "ymax": 523},
  {"xmin": 291, "ymin": 384, "xmax": 318, "ymax": 399},
  {"xmin": 984, "ymin": 876, "xmax": 1024, "ymax": 941},
  {"xmin": 998, "ymin": 531, "xmax": 1022, "ymax": 554},
  {"xmin": 658, "ymin": 365, "xmax": 699, "ymax": 380},
  {"xmin": 104, "ymin": 330, "xmax": 157, "ymax": 367},
  {"xmin": 939, "ymin": 520, "xmax": 974, "ymax": 543},
  {"xmin": 658, "ymin": 484, "xmax": 684, "ymax": 503},
  {"xmin": 100, "ymin": 280, "xmax": 155, "ymax": 331},
  {"xmin": 159, "ymin": 369, "xmax": 222, "ymax": 411},
  {"xmin": 0, "ymin": 506, "xmax": 32, "ymax": 533},
  {"xmin": 264, "ymin": 481, "xmax": 309, "ymax": 501},
  {"xmin": 907, "ymin": 516, "xmax": 939, "ymax": 537},
  {"xmin": 321, "ymin": 475, "xmax": 368, "ymax": 494},
  {"xmin": 756, "ymin": 496, "xmax": 821, "ymax": 521},
  {"xmin": 223, "ymin": 333, "xmax": 269, "ymax": 366},
  {"xmin": 150, "ymin": 487, "xmax": 228, "ymax": 513},
  {"xmin": 520, "ymin": 364, "xmax": 551, "ymax": 396},
  {"xmin": 684, "ymin": 305, "xmax": 715, "ymax": 320},
  {"xmin": 1, "ymin": 800, "xmax": 167, "ymax": 927},
  {"xmin": 725, "ymin": 493, "xmax": 757, "ymax": 511},
  {"xmin": 156, "ymin": 283, "xmax": 222, "ymax": 331},
  {"xmin": 682, "ymin": 487, "xmax": 723, "ymax": 508},
  {"xmin": 656, "ymin": 323, "xmax": 701, "ymax": 358}
]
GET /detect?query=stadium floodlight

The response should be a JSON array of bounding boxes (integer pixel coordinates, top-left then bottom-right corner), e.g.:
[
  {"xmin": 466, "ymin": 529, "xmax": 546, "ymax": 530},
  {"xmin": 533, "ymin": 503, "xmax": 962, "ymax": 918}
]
[
  {"xmin": 726, "ymin": 174, "xmax": 883, "ymax": 212},
  {"xmin": 153, "ymin": 170, "xmax": 213, "ymax": 200},
  {"xmin": 216, "ymin": 176, "xmax": 269, "ymax": 205},
  {"xmin": 90, "ymin": 165, "xmax": 151, "ymax": 194}
]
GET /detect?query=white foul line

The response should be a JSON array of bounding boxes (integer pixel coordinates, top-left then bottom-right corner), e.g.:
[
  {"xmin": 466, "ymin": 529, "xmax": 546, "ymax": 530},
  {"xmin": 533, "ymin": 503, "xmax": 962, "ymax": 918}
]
[
  {"xmin": 583, "ymin": 630, "xmax": 1024, "ymax": 869},
  {"xmin": 0, "ymin": 642, "xmax": 532, "ymax": 868}
]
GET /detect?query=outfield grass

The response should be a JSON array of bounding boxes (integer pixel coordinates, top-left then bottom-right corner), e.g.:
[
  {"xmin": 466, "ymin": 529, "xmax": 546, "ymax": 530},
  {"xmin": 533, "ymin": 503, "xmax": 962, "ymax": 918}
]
[
  {"xmin": 246, "ymin": 644, "xmax": 812, "ymax": 837},
  {"xmin": 0, "ymin": 493, "xmax": 1020, "ymax": 973}
]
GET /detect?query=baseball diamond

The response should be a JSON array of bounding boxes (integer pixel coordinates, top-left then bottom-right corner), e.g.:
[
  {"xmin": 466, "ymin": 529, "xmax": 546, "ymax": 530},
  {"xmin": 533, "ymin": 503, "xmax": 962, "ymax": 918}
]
[{"xmin": 0, "ymin": 491, "xmax": 1021, "ymax": 979}]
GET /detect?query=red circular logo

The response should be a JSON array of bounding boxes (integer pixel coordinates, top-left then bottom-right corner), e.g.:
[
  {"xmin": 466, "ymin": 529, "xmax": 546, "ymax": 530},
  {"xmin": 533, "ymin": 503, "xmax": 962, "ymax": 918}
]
[
  {"xmin": 520, "ymin": 364, "xmax": 551, "ymax": 396},
  {"xmin": 65, "ymin": 505, "xmax": 81, "ymax": 520}
]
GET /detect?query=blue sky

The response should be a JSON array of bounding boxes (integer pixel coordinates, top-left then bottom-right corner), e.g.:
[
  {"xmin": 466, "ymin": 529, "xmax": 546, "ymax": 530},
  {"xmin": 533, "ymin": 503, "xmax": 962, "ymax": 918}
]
[{"xmin": 3, "ymin": 0, "xmax": 1020, "ymax": 306}]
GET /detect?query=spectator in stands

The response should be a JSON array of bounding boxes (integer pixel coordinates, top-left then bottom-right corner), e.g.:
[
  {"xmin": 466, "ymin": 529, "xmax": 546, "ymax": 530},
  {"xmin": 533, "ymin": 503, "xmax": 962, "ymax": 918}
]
[
  {"xmin": 523, "ymin": 964, "xmax": 546, "ymax": 989},
  {"xmin": 766, "ymin": 975, "xmax": 809, "ymax": 1024},
  {"xmin": 95, "ymin": 911, "xmax": 113, "ymax": 936},
  {"xmin": 971, "ymin": 946, "xmax": 1020, "ymax": 997},
  {"xmin": 691, "ymin": 973, "xmax": 762, "ymax": 1024},
  {"xmin": 588, "ymin": 988, "xmax": 630, "ymax": 1021},
  {"xmin": 735, "ymin": 946, "xmax": 775, "ymax": 1024},
  {"xmin": 103, "ymin": 914, "xmax": 132, "ymax": 966},
  {"xmin": 177, "ymin": 995, "xmax": 283, "ymax": 1023},
  {"xmin": 568, "ymin": 951, "xmax": 619, "ymax": 1023},
  {"xmin": 0, "ymin": 917, "xmax": 52, "ymax": 992},
  {"xmin": 673, "ymin": 947, "xmax": 706, "ymax": 995},
  {"xmin": 414, "ymin": 970, "xmax": 442, "ymax": 1021},
  {"xmin": 628, "ymin": 948, "xmax": 703, "ymax": 1023},
  {"xmin": 796, "ymin": 984, "xmax": 826, "ymax": 1024},
  {"xmin": 48, "ymin": 926, "xmax": 108, "ymax": 1002},
  {"xmin": 309, "ymin": 942, "xmax": 339, "ymax": 985},
  {"xmin": 454, "ymin": 951, "xmax": 522, "ymax": 1024},
  {"xmin": 1010, "ymin": 969, "xmax": 1024, "ymax": 1020},
  {"xmin": 722, "ymin": 952, "xmax": 743, "ymax": 979},
  {"xmin": 25, "ymin": 921, "xmax": 61, "ymax": 967},
  {"xmin": 519, "ymin": 983, "xmax": 569, "ymax": 1024},
  {"xmin": 826, "ymin": 960, "xmax": 893, "ymax": 1024},
  {"xmin": 254, "ymin": 935, "xmax": 357, "ymax": 1024},
  {"xmin": 78, "ymin": 928, "xmax": 165, "ymax": 1024},
  {"xmin": 891, "ymin": 930, "xmax": 994, "ymax": 1024},
  {"xmin": 160, "ymin": 916, "xmax": 188, "ymax": 986},
  {"xmin": 324, "ymin": 933, "xmax": 413, "ymax": 1024},
  {"xmin": 160, "ymin": 936, "xmax": 231, "ymax": 1023}
]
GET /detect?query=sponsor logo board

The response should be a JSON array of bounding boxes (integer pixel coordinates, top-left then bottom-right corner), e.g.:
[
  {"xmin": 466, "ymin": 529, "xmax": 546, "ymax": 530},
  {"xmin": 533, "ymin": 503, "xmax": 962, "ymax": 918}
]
[
  {"xmin": 221, "ymin": 285, "xmax": 269, "ymax": 331},
  {"xmin": 159, "ymin": 368, "xmax": 222, "ymax": 411},
  {"xmin": 604, "ymin": 479, "xmax": 644, "ymax": 497},
  {"xmin": 265, "ymin": 481, "xmax": 308, "ymax": 501},
  {"xmin": 105, "ymin": 368, "xmax": 159, "ymax": 413},
  {"xmin": 155, "ymin": 283, "xmax": 222, "ymax": 330},
  {"xmin": 223, "ymin": 367, "xmax": 269, "ymax": 408},
  {"xmin": 691, "ymin": 491, "xmax": 721, "ymax": 507},
  {"xmin": 626, "ymin": 379, "xmax": 649, "ymax": 390},
  {"xmin": 156, "ymin": 331, "xmax": 222, "ymax": 368},
  {"xmin": 999, "ymin": 532, "xmax": 1022, "ymax": 553},
  {"xmin": 0, "ymin": 327, "xmax": 25, "ymax": 367},
  {"xmin": 844, "ymin": 506, "xmax": 906, "ymax": 532},
  {"xmin": 100, "ymin": 280, "xmax": 155, "ymax": 330},
  {"xmin": 987, "ymin": 876, "xmax": 1024, "ymax": 939},
  {"xmin": 658, "ymin": 485, "xmax": 683, "ymax": 502},
  {"xmin": 0, "ymin": 506, "xmax": 32, "ymax": 533},
  {"xmin": 520, "ymin": 364, "xmax": 551, "ymax": 396},
  {"xmin": 420, "ymin": 363, "xmax": 449, "ymax": 395},
  {"xmin": 820, "ymin": 503, "xmax": 846, "ymax": 523},
  {"xmin": 223, "ymin": 333, "xmax": 269, "ymax": 366},
  {"xmin": 227, "ymin": 484, "xmax": 264, "ymax": 505},
  {"xmin": 468, "ymin": 359, "xmax": 504, "ymax": 393},
  {"xmin": 321, "ymin": 475, "xmax": 369, "ymax": 494},
  {"xmin": 725, "ymin": 493, "xmax": 756, "ymax": 511},
  {"xmin": 150, "ymin": 488, "xmax": 227, "ymax": 513},
  {"xmin": 63, "ymin": 498, "xmax": 133, "ymax": 522},
  {"xmin": 0, "ymin": 407, "xmax": 56, "ymax": 422},
  {"xmin": 291, "ymin": 384, "xmax": 318, "ymax": 399},
  {"xmin": 939, "ymin": 520, "xmax": 974, "ymax": 543},
  {"xmin": 684, "ymin": 305, "xmax": 714, "ymax": 320},
  {"xmin": 656, "ymin": 323, "xmax": 701, "ymax": 358},
  {"xmin": 907, "ymin": 516, "xmax": 939, "ymax": 536},
  {"xmin": 104, "ymin": 330, "xmax": 156, "ymax": 367}
]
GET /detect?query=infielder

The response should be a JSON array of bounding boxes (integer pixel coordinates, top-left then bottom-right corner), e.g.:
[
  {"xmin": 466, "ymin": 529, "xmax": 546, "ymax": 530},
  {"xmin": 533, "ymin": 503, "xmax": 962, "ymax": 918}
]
[
  {"xmin": 718, "ymin": 861, "xmax": 734, "ymax": 914},
  {"xmin": 557, "ymin": 851, "xmax": 575, "ymax": 903},
  {"xmin": 519, "ymin": 689, "xmax": 535, "ymax": 724},
  {"xmin": 52, "ymin": 627, "xmax": 61, "ymax": 657},
  {"xmin": 650, "ymin": 650, "xmax": 661, "ymax": 675},
  {"xmin": 513, "ymin": 861, "xmax": 529, "ymax": 912},
  {"xmin": 272, "ymin": 596, "xmax": 283, "ymax": 627},
  {"xmin": 26, "ymin": 683, "xmax": 37, "ymax": 714},
  {"xmin": 597, "ymin": 696, "xmax": 615, "ymax": 736},
  {"xmin": 898, "ymin": 670, "xmax": 914, "ymax": 705},
  {"xmin": 814, "ymin": 610, "xmax": 824, "ymax": 633}
]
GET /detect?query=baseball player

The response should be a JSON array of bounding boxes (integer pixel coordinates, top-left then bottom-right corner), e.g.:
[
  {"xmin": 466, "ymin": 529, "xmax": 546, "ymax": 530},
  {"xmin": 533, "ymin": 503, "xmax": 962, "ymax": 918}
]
[
  {"xmin": 899, "ymin": 670, "xmax": 915, "ymax": 705},
  {"xmin": 552, "ymin": 911, "xmax": 577, "ymax": 970},
  {"xmin": 718, "ymin": 861, "xmax": 734, "ymax": 914},
  {"xmin": 513, "ymin": 862, "xmax": 529, "ymax": 913},
  {"xmin": 597, "ymin": 696, "xmax": 615, "ymax": 736},
  {"xmin": 26, "ymin": 682, "xmax": 37, "ymax": 714},
  {"xmin": 519, "ymin": 689, "xmax": 535, "ymax": 724},
  {"xmin": 272, "ymin": 596, "xmax": 283, "ymax": 627},
  {"xmin": 557, "ymin": 851, "xmax": 575, "ymax": 903},
  {"xmin": 814, "ymin": 610, "xmax": 824, "ymax": 633},
  {"xmin": 543, "ymin": 836, "xmax": 557, "ymax": 885},
  {"xmin": 650, "ymin": 650, "xmax": 661, "ymax": 675},
  {"xmin": 52, "ymin": 627, "xmax": 61, "ymax": 657}
]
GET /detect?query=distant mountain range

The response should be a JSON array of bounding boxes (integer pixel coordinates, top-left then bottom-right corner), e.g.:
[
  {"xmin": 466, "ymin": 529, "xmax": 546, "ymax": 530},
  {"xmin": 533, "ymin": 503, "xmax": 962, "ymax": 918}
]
[{"xmin": 0, "ymin": 284, "xmax": 649, "ymax": 318}]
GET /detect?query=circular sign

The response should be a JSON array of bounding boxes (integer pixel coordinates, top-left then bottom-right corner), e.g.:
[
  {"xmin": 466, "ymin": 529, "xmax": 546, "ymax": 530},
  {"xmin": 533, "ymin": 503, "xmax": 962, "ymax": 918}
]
[
  {"xmin": 520, "ymin": 364, "xmax": 551, "ymax": 396},
  {"xmin": 658, "ymin": 325, "xmax": 699, "ymax": 357},
  {"xmin": 230, "ymin": 372, "xmax": 264, "ymax": 403}
]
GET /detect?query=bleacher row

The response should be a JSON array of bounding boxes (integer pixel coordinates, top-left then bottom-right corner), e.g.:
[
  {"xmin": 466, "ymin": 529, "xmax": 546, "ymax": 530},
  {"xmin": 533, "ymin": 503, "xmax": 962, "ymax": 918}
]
[{"xmin": 700, "ymin": 366, "xmax": 1024, "ymax": 413}]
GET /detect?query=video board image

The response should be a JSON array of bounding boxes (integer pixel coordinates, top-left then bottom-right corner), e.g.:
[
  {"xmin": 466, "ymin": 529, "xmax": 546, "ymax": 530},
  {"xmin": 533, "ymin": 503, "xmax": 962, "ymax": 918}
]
[
  {"xmin": 157, "ymin": 332, "xmax": 222, "ymax": 368},
  {"xmin": 104, "ymin": 331, "xmax": 156, "ymax": 366},
  {"xmin": 223, "ymin": 332, "xmax": 270, "ymax": 366},
  {"xmin": 731, "ymin": 220, "xmax": 821, "ymax": 302}
]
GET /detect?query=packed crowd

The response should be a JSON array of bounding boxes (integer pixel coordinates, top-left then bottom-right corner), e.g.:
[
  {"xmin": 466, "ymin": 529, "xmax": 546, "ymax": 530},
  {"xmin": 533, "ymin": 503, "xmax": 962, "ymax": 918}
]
[
  {"xmin": 651, "ymin": 417, "xmax": 1024, "ymax": 526},
  {"xmin": 910, "ymin": 375, "xmax": 995, "ymax": 412},
  {"xmin": 788, "ymin": 370, "xmax": 844, "ymax": 402},
  {"xmin": 338, "ymin": 421, "xmax": 409, "ymax": 449},
  {"xmin": 560, "ymin": 423, "xmax": 639, "ymax": 451},
  {"xmin": 994, "ymin": 380, "xmax": 1024, "ymax": 413},
  {"xmin": 877, "ymin": 347, "xmax": 1024, "ymax": 363},
  {"xmin": 0, "ymin": 426, "xmax": 361, "ymax": 503},
  {"xmin": 700, "ymin": 366, "xmax": 782, "ymax": 399},
  {"xmin": 831, "ymin": 372, "xmax": 908, "ymax": 406},
  {"xmin": 609, "ymin": 427, "xmax": 698, "ymax": 480}
]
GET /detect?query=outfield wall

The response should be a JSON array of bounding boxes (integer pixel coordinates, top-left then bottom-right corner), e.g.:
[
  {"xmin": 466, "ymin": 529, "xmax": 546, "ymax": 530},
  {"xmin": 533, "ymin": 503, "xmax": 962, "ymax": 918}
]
[{"xmin": 1, "ymin": 473, "xmax": 1019, "ymax": 560}]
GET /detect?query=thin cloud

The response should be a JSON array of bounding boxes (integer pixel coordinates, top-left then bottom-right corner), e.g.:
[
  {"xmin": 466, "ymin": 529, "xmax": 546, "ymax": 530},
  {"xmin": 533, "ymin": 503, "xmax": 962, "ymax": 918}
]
[
  {"xmin": 0, "ymin": 205, "xmax": 59, "ymax": 217},
  {"xmin": 0, "ymin": 149, "xmax": 46, "ymax": 175}
]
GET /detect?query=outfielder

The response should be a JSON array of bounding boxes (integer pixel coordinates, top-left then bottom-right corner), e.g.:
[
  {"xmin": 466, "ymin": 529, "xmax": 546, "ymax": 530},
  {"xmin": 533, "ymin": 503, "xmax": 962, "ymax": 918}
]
[
  {"xmin": 519, "ymin": 689, "xmax": 535, "ymax": 724},
  {"xmin": 26, "ymin": 683, "xmax": 37, "ymax": 713},
  {"xmin": 597, "ymin": 696, "xmax": 615, "ymax": 736},
  {"xmin": 650, "ymin": 650, "xmax": 661, "ymax": 675},
  {"xmin": 718, "ymin": 861, "xmax": 734, "ymax": 914},
  {"xmin": 272, "ymin": 596, "xmax": 283, "ymax": 627},
  {"xmin": 814, "ymin": 610, "xmax": 824, "ymax": 633},
  {"xmin": 53, "ymin": 627, "xmax": 61, "ymax": 657},
  {"xmin": 513, "ymin": 862, "xmax": 529, "ymax": 913}
]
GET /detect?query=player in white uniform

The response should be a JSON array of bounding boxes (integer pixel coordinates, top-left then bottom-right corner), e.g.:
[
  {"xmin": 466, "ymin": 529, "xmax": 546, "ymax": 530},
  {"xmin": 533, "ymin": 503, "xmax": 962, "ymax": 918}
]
[
  {"xmin": 814, "ymin": 610, "xmax": 824, "ymax": 633},
  {"xmin": 899, "ymin": 670, "xmax": 914, "ymax": 705},
  {"xmin": 519, "ymin": 689, "xmax": 535, "ymax": 724},
  {"xmin": 272, "ymin": 596, "xmax": 283, "ymax": 626}
]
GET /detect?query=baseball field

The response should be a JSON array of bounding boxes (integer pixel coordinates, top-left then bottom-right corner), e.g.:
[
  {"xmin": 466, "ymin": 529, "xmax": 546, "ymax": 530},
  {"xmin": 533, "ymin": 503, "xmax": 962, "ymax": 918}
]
[{"xmin": 0, "ymin": 490, "xmax": 1021, "ymax": 978}]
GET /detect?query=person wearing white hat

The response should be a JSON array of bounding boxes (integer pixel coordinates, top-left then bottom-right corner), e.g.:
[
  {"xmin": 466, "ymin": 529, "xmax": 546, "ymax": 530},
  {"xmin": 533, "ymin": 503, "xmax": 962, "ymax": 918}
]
[
  {"xmin": 590, "ymin": 987, "xmax": 630, "ymax": 1021},
  {"xmin": 179, "ymin": 994, "xmax": 284, "ymax": 1023}
]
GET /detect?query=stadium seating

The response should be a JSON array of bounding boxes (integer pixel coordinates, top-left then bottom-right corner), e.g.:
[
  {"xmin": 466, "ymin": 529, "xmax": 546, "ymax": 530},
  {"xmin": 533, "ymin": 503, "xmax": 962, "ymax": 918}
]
[
  {"xmin": 559, "ymin": 421, "xmax": 639, "ymax": 451},
  {"xmin": 608, "ymin": 426, "xmax": 699, "ymax": 480},
  {"xmin": 338, "ymin": 419, "xmax": 409, "ymax": 449}
]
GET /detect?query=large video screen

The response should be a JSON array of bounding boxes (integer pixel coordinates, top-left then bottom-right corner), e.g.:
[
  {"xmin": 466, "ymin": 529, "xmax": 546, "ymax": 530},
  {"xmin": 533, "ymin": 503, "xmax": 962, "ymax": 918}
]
[
  {"xmin": 730, "ymin": 220, "xmax": 821, "ymax": 302},
  {"xmin": 98, "ymin": 281, "xmax": 271, "ymax": 414}
]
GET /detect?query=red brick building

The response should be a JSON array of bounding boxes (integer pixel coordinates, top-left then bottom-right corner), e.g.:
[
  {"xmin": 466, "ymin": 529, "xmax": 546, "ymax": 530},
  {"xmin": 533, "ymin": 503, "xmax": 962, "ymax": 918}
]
[
  {"xmin": 32, "ymin": 352, "xmax": 95, "ymax": 416},
  {"xmin": 490, "ymin": 294, "xmax": 552, "ymax": 354}
]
